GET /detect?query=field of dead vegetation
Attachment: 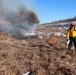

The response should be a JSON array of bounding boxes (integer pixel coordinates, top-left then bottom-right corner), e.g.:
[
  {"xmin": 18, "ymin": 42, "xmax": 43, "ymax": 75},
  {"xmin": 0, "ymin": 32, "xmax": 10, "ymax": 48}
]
[{"xmin": 0, "ymin": 26, "xmax": 76, "ymax": 75}]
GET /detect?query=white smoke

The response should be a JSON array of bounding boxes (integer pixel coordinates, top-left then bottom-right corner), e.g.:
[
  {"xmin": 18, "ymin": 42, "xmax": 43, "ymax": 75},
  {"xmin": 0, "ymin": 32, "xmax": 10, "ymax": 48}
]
[
  {"xmin": 0, "ymin": 0, "xmax": 38, "ymax": 39},
  {"xmin": 0, "ymin": 21, "xmax": 37, "ymax": 39}
]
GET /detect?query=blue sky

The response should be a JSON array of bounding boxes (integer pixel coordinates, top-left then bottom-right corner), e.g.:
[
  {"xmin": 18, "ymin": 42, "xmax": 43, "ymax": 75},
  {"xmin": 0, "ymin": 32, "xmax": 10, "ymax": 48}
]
[{"xmin": 1, "ymin": 0, "xmax": 76, "ymax": 24}]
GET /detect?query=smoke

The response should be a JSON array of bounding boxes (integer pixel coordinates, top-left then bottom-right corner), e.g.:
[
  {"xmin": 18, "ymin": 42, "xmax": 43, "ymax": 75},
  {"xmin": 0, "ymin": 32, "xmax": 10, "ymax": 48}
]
[
  {"xmin": 0, "ymin": 0, "xmax": 38, "ymax": 39},
  {"xmin": 0, "ymin": 20, "xmax": 37, "ymax": 39},
  {"xmin": 0, "ymin": 19, "xmax": 37, "ymax": 39}
]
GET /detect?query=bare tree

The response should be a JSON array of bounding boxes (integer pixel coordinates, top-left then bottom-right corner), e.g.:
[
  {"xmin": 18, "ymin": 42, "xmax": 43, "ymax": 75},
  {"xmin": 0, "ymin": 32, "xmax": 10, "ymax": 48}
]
[
  {"xmin": 16, "ymin": 5, "xmax": 28, "ymax": 26},
  {"xmin": 7, "ymin": 4, "xmax": 39, "ymax": 25}
]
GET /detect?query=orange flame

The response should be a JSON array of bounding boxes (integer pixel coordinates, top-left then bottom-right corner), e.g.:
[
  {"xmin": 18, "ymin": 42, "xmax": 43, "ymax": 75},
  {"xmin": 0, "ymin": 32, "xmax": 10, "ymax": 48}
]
[{"xmin": 48, "ymin": 36, "xmax": 58, "ymax": 44}]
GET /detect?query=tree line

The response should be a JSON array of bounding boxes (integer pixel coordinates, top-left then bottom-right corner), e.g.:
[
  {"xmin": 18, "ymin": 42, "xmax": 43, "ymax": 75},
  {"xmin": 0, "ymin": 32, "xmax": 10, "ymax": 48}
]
[{"xmin": 51, "ymin": 16, "xmax": 76, "ymax": 24}]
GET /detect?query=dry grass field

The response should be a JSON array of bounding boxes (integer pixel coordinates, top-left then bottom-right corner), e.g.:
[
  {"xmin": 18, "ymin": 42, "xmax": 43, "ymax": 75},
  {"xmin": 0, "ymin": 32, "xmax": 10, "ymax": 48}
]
[{"xmin": 0, "ymin": 26, "xmax": 76, "ymax": 75}]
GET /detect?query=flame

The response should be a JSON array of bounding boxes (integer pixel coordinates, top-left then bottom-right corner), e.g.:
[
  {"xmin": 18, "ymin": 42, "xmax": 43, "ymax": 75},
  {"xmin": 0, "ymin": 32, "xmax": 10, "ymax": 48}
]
[
  {"xmin": 48, "ymin": 36, "xmax": 58, "ymax": 44},
  {"xmin": 0, "ymin": 19, "xmax": 7, "ymax": 25}
]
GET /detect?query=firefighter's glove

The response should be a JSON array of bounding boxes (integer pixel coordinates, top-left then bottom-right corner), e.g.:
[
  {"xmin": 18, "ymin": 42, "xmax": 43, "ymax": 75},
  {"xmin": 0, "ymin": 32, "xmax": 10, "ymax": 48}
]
[{"xmin": 66, "ymin": 39, "xmax": 70, "ymax": 45}]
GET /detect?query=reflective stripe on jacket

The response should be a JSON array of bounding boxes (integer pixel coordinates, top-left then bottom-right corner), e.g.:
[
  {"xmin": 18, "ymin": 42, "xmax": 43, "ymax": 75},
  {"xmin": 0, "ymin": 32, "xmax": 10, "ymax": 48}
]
[{"xmin": 67, "ymin": 27, "xmax": 76, "ymax": 39}]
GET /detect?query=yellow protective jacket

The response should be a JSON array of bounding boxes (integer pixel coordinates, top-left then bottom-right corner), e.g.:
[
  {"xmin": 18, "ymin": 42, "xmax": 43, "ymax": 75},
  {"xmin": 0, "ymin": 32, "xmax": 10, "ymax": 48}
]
[{"xmin": 66, "ymin": 27, "xmax": 76, "ymax": 39}]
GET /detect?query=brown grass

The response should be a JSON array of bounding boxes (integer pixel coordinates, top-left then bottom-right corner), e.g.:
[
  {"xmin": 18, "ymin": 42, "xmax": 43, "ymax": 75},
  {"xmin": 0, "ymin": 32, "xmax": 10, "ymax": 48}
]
[{"xmin": 0, "ymin": 28, "xmax": 76, "ymax": 75}]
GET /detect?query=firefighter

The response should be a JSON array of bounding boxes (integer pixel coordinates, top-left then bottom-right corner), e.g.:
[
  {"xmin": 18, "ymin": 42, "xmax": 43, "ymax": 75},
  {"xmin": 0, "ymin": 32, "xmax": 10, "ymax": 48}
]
[{"xmin": 66, "ymin": 22, "xmax": 76, "ymax": 50}]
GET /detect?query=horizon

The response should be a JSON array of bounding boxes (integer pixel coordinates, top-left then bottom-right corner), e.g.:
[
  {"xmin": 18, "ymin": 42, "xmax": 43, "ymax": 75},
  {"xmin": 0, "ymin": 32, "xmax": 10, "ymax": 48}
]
[{"xmin": 1, "ymin": 0, "xmax": 76, "ymax": 24}]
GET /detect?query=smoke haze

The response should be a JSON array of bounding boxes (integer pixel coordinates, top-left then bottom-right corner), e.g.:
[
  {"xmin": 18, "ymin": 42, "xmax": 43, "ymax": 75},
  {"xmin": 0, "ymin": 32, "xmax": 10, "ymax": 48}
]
[{"xmin": 0, "ymin": 0, "xmax": 38, "ymax": 39}]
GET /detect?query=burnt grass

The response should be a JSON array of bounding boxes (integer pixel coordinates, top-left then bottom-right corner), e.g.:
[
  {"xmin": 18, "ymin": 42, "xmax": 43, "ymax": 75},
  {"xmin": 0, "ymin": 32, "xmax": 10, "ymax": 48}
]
[{"xmin": 0, "ymin": 31, "xmax": 76, "ymax": 75}]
